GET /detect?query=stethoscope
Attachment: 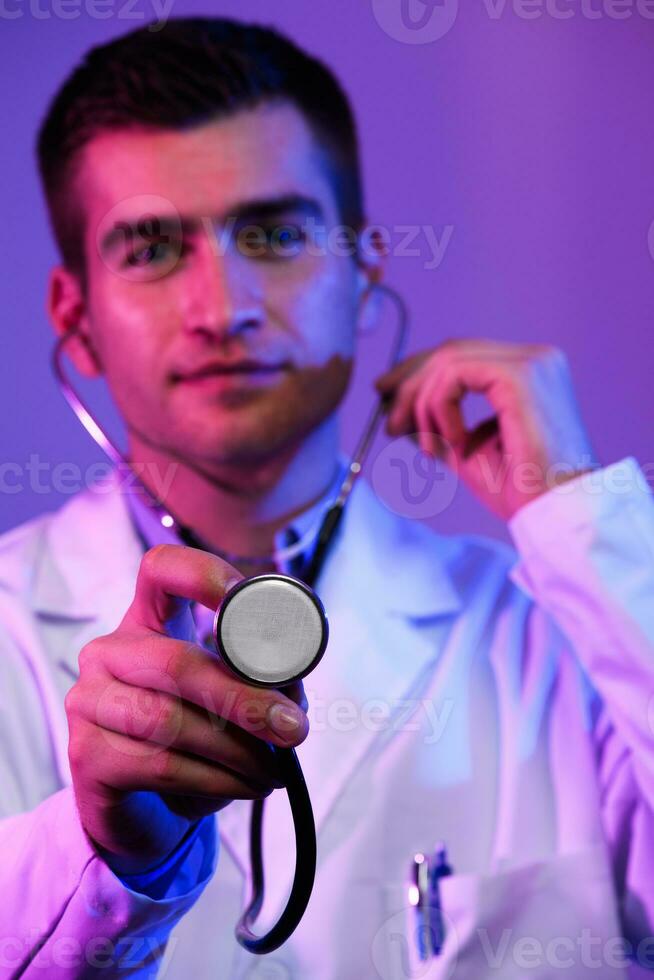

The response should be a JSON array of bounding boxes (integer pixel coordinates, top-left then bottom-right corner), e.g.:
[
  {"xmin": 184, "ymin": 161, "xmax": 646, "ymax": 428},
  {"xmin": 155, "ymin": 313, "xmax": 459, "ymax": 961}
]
[{"xmin": 51, "ymin": 281, "xmax": 410, "ymax": 954}]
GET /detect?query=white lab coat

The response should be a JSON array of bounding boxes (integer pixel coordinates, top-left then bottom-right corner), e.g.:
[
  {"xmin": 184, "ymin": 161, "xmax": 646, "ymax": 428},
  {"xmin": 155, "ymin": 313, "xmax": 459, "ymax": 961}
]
[{"xmin": 1, "ymin": 455, "xmax": 654, "ymax": 979}]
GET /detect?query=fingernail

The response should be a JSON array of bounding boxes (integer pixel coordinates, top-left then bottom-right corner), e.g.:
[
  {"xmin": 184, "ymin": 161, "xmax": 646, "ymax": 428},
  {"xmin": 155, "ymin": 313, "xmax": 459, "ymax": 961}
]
[{"xmin": 267, "ymin": 702, "xmax": 308, "ymax": 741}]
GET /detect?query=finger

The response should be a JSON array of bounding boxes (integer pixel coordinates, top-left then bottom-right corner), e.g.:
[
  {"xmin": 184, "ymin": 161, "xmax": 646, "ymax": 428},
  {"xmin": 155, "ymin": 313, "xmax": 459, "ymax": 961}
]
[
  {"xmin": 416, "ymin": 368, "xmax": 467, "ymax": 447},
  {"xmin": 412, "ymin": 383, "xmax": 450, "ymax": 460},
  {"xmin": 397, "ymin": 352, "xmax": 520, "ymax": 445},
  {"xmin": 429, "ymin": 356, "xmax": 521, "ymax": 424},
  {"xmin": 82, "ymin": 632, "xmax": 310, "ymax": 748},
  {"xmin": 120, "ymin": 543, "xmax": 244, "ymax": 636},
  {"xmin": 76, "ymin": 723, "xmax": 276, "ymax": 801},
  {"xmin": 376, "ymin": 340, "xmax": 526, "ymax": 398},
  {"xmin": 382, "ymin": 341, "xmax": 538, "ymax": 435},
  {"xmin": 385, "ymin": 363, "xmax": 434, "ymax": 436},
  {"xmin": 84, "ymin": 673, "xmax": 285, "ymax": 788},
  {"xmin": 461, "ymin": 416, "xmax": 501, "ymax": 460}
]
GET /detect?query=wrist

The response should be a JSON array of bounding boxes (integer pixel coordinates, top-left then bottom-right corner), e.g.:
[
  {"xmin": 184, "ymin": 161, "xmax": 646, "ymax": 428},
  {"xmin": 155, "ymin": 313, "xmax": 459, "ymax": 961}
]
[{"xmin": 93, "ymin": 821, "xmax": 200, "ymax": 876}]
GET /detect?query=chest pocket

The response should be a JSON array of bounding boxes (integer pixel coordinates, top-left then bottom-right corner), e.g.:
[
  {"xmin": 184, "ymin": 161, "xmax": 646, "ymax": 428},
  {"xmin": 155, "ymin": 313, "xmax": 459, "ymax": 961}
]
[{"xmin": 371, "ymin": 844, "xmax": 627, "ymax": 980}]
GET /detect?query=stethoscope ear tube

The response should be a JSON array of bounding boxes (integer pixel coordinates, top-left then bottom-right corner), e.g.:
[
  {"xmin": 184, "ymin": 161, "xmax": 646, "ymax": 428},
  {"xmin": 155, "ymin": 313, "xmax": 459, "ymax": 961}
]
[
  {"xmin": 50, "ymin": 281, "xmax": 411, "ymax": 956},
  {"xmin": 235, "ymin": 746, "xmax": 316, "ymax": 954}
]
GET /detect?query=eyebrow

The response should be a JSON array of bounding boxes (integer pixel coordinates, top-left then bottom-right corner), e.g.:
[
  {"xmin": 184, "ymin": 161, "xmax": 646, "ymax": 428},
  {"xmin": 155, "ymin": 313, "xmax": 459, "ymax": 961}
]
[{"xmin": 98, "ymin": 193, "xmax": 326, "ymax": 256}]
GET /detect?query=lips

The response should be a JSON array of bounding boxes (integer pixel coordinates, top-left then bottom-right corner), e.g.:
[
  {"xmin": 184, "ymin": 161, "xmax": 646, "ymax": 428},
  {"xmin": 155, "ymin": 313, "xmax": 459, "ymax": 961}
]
[{"xmin": 173, "ymin": 360, "xmax": 286, "ymax": 382}]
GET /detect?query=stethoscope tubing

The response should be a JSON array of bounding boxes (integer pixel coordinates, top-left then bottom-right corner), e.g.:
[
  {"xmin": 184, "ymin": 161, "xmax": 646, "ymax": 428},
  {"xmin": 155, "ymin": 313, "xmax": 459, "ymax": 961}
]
[{"xmin": 49, "ymin": 281, "xmax": 410, "ymax": 953}]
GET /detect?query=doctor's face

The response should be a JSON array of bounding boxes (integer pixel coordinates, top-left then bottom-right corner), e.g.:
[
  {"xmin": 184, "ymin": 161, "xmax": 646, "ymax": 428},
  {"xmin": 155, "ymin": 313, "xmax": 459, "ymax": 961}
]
[{"xmin": 67, "ymin": 102, "xmax": 367, "ymax": 469}]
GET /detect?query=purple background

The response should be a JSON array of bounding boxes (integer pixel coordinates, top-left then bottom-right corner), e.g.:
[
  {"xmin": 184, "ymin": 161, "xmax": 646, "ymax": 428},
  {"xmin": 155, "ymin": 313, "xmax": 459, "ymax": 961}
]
[{"xmin": 3, "ymin": 0, "xmax": 653, "ymax": 542}]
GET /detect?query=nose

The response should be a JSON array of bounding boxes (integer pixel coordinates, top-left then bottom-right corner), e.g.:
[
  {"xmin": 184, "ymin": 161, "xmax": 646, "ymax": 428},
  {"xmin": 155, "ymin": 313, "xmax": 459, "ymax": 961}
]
[{"xmin": 183, "ymin": 230, "xmax": 263, "ymax": 341}]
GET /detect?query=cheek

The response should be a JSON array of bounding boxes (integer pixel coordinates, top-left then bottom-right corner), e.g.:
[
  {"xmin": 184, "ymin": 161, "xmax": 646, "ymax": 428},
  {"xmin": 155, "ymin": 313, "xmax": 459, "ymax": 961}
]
[
  {"xmin": 87, "ymin": 286, "xmax": 173, "ymax": 409},
  {"xmin": 92, "ymin": 276, "xmax": 173, "ymax": 336},
  {"xmin": 281, "ymin": 262, "xmax": 359, "ymax": 366},
  {"xmin": 99, "ymin": 342, "xmax": 159, "ymax": 423}
]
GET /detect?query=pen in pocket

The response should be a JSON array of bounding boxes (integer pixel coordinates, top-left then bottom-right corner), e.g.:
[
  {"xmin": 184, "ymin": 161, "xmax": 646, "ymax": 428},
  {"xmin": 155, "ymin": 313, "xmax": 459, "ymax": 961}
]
[{"xmin": 408, "ymin": 841, "xmax": 453, "ymax": 961}]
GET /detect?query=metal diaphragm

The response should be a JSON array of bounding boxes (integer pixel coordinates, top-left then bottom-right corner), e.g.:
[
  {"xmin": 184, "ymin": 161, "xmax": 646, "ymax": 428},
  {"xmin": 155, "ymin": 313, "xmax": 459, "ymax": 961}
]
[{"xmin": 212, "ymin": 574, "xmax": 329, "ymax": 688}]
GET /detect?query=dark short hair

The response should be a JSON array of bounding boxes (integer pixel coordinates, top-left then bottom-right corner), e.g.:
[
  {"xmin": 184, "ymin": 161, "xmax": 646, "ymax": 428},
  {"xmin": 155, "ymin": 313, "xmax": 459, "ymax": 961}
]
[{"xmin": 35, "ymin": 16, "xmax": 365, "ymax": 290}]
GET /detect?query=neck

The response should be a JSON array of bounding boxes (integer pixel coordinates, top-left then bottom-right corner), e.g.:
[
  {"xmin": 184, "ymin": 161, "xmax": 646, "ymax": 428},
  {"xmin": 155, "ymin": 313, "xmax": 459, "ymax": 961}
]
[{"xmin": 126, "ymin": 417, "xmax": 342, "ymax": 577}]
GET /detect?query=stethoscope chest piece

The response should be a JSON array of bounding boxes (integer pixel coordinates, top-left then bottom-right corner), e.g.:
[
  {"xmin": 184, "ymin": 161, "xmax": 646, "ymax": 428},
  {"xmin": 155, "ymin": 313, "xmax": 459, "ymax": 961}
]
[
  {"xmin": 51, "ymin": 282, "xmax": 409, "ymax": 955},
  {"xmin": 212, "ymin": 573, "xmax": 329, "ymax": 688}
]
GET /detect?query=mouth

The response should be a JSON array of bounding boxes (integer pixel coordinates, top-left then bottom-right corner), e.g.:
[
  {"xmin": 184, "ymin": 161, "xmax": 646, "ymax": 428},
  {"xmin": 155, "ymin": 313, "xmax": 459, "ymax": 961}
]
[
  {"xmin": 175, "ymin": 360, "xmax": 284, "ymax": 378},
  {"xmin": 173, "ymin": 362, "xmax": 288, "ymax": 391}
]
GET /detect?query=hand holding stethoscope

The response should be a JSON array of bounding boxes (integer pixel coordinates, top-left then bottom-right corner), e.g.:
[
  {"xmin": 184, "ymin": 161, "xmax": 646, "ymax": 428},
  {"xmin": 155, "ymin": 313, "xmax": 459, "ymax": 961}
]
[{"xmin": 51, "ymin": 282, "xmax": 409, "ymax": 953}]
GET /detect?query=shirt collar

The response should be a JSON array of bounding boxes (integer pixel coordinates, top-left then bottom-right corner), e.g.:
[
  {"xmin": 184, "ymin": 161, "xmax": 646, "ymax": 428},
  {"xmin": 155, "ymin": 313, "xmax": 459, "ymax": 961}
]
[
  {"xmin": 123, "ymin": 451, "xmax": 352, "ymax": 574},
  {"xmin": 12, "ymin": 451, "xmax": 462, "ymax": 623}
]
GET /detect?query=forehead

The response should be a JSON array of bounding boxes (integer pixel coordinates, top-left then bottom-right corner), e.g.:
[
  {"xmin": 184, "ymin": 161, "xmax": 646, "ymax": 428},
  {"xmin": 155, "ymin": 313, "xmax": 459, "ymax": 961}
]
[{"xmin": 77, "ymin": 101, "xmax": 338, "ymax": 231}]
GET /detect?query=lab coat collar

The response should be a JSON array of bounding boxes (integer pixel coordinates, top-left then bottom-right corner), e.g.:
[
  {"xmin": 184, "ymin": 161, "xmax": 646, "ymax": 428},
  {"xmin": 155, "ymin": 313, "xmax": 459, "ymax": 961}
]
[
  {"xmin": 23, "ymin": 460, "xmax": 463, "ymax": 624},
  {"xmin": 28, "ymin": 468, "xmax": 145, "ymax": 622}
]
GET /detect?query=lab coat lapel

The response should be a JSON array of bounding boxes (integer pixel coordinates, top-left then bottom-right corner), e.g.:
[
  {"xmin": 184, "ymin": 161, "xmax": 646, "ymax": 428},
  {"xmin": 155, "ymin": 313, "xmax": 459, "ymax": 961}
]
[
  {"xmin": 27, "ymin": 468, "xmax": 145, "ymax": 678},
  {"xmin": 303, "ymin": 475, "xmax": 463, "ymax": 833}
]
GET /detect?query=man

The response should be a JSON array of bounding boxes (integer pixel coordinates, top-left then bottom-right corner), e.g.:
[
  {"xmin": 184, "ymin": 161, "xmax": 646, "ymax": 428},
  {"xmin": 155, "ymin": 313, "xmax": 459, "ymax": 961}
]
[{"xmin": 1, "ymin": 14, "xmax": 653, "ymax": 979}]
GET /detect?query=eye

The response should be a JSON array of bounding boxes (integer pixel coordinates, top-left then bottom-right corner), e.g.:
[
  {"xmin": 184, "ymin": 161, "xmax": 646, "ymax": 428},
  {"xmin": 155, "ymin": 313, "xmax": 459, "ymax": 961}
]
[
  {"xmin": 256, "ymin": 223, "xmax": 307, "ymax": 254},
  {"xmin": 268, "ymin": 224, "xmax": 304, "ymax": 247},
  {"xmin": 258, "ymin": 223, "xmax": 308, "ymax": 261},
  {"xmin": 117, "ymin": 240, "xmax": 190, "ymax": 282},
  {"xmin": 231, "ymin": 220, "xmax": 309, "ymax": 261},
  {"xmin": 125, "ymin": 241, "xmax": 179, "ymax": 267}
]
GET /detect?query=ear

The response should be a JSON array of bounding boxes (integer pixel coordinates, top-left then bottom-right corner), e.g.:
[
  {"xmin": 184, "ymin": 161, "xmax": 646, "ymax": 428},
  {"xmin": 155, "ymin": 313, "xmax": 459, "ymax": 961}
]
[
  {"xmin": 354, "ymin": 224, "xmax": 388, "ymax": 333},
  {"xmin": 46, "ymin": 265, "xmax": 103, "ymax": 378}
]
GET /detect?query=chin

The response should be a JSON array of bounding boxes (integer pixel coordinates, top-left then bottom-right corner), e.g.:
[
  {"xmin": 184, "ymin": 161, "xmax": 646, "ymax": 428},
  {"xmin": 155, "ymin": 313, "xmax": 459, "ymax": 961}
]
[
  {"xmin": 177, "ymin": 409, "xmax": 327, "ymax": 470},
  {"xmin": 167, "ymin": 369, "xmax": 346, "ymax": 462}
]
